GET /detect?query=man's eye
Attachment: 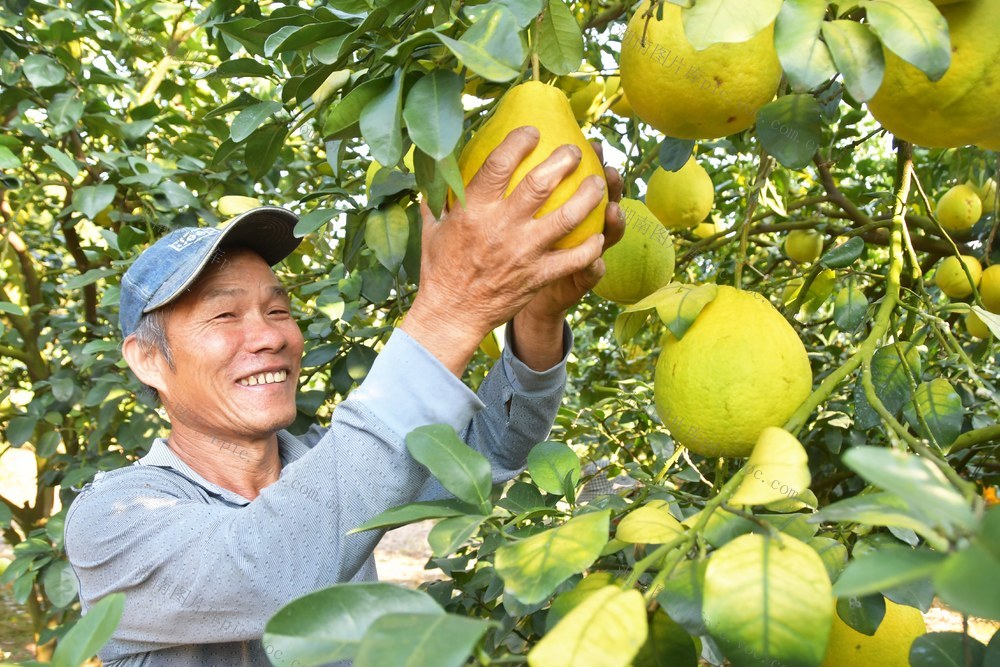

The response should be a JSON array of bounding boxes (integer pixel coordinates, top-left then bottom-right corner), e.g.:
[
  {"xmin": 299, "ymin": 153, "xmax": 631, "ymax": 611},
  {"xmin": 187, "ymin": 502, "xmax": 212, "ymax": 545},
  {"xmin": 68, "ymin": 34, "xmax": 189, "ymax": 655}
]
[{"xmin": 214, "ymin": 312, "xmax": 236, "ymax": 320}]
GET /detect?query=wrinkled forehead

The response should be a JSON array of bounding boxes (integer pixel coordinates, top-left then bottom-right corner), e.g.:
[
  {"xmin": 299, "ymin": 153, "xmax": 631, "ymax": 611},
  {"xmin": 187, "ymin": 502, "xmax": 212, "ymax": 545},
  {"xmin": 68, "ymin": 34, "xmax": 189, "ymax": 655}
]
[{"xmin": 177, "ymin": 246, "xmax": 286, "ymax": 305}]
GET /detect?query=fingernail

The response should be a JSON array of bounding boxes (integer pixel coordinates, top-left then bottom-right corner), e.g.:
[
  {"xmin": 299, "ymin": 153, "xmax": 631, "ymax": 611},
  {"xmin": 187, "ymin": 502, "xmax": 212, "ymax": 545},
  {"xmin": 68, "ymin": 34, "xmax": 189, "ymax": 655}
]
[
  {"xmin": 617, "ymin": 206, "xmax": 626, "ymax": 225},
  {"xmin": 566, "ymin": 145, "xmax": 583, "ymax": 160},
  {"xmin": 592, "ymin": 175, "xmax": 606, "ymax": 191}
]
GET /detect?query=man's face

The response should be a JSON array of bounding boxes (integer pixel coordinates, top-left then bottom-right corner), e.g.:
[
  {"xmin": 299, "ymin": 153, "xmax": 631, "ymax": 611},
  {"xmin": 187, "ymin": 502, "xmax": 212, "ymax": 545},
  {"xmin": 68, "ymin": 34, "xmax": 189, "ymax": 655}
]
[{"xmin": 157, "ymin": 248, "xmax": 304, "ymax": 441}]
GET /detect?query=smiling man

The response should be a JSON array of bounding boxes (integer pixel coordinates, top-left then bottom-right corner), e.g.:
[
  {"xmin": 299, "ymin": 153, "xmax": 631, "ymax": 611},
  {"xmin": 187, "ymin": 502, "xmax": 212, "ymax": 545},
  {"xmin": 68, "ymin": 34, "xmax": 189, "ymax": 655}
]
[{"xmin": 64, "ymin": 128, "xmax": 623, "ymax": 665}]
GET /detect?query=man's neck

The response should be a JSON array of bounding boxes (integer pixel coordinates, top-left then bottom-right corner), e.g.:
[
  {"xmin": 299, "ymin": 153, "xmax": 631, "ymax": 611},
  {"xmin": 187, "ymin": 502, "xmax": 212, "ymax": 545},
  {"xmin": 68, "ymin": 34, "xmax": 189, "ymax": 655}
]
[{"xmin": 166, "ymin": 427, "xmax": 282, "ymax": 501}]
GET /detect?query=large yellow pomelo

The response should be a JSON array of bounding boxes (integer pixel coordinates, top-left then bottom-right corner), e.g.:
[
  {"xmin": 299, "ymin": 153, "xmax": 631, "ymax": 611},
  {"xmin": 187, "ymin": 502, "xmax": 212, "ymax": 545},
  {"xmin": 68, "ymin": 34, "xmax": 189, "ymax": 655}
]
[
  {"xmin": 457, "ymin": 81, "xmax": 608, "ymax": 249},
  {"xmin": 936, "ymin": 184, "xmax": 982, "ymax": 232},
  {"xmin": 619, "ymin": 1, "xmax": 782, "ymax": 139},
  {"xmin": 821, "ymin": 598, "xmax": 926, "ymax": 667},
  {"xmin": 978, "ymin": 178, "xmax": 997, "ymax": 210},
  {"xmin": 653, "ymin": 286, "xmax": 813, "ymax": 458},
  {"xmin": 645, "ymin": 157, "xmax": 715, "ymax": 229},
  {"xmin": 980, "ymin": 264, "xmax": 1000, "ymax": 312},
  {"xmin": 935, "ymin": 255, "xmax": 983, "ymax": 298},
  {"xmin": 867, "ymin": 0, "xmax": 1000, "ymax": 148},
  {"xmin": 593, "ymin": 199, "xmax": 675, "ymax": 304},
  {"xmin": 693, "ymin": 221, "xmax": 717, "ymax": 239},
  {"xmin": 568, "ymin": 78, "xmax": 604, "ymax": 122},
  {"xmin": 784, "ymin": 229, "xmax": 824, "ymax": 263}
]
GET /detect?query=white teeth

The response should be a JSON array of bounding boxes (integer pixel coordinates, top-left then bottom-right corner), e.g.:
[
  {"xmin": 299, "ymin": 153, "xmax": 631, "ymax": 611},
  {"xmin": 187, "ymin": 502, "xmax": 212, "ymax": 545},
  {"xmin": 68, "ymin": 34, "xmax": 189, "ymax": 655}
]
[{"xmin": 239, "ymin": 370, "xmax": 287, "ymax": 386}]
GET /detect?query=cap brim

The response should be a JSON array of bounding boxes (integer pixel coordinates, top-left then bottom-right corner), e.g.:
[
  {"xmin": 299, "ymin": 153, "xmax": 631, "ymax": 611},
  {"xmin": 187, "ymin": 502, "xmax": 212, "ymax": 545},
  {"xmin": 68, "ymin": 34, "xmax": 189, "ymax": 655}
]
[{"xmin": 143, "ymin": 206, "xmax": 301, "ymax": 314}]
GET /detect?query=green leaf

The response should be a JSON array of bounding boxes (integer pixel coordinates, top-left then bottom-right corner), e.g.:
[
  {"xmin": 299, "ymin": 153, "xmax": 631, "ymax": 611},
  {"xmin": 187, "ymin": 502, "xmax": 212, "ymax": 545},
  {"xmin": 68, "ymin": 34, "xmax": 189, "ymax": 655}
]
[
  {"xmin": 616, "ymin": 499, "xmax": 684, "ymax": 544},
  {"xmin": 731, "ymin": 427, "xmax": 811, "ymax": 506},
  {"xmin": 832, "ymin": 546, "xmax": 946, "ymax": 597},
  {"xmin": 354, "ymin": 613, "xmax": 490, "ymax": 667},
  {"xmin": 72, "ymin": 185, "xmax": 116, "ymax": 219},
  {"xmin": 703, "ymin": 533, "xmax": 833, "ymax": 667},
  {"xmin": 855, "ymin": 342, "xmax": 922, "ymax": 428},
  {"xmin": 51, "ymin": 592, "xmax": 125, "ymax": 667},
  {"xmin": 0, "ymin": 146, "xmax": 19, "ymax": 169},
  {"xmin": 204, "ymin": 58, "xmax": 275, "ymax": 79},
  {"xmin": 5, "ymin": 415, "xmax": 38, "ymax": 447},
  {"xmin": 323, "ymin": 77, "xmax": 391, "ymax": 139},
  {"xmin": 527, "ymin": 441, "xmax": 580, "ymax": 497},
  {"xmin": 245, "ymin": 123, "xmax": 289, "ymax": 180},
  {"xmin": 820, "ymin": 21, "xmax": 885, "ymax": 102},
  {"xmin": 808, "ymin": 536, "xmax": 849, "ymax": 581},
  {"xmin": 42, "ymin": 560, "xmax": 78, "ymax": 608},
  {"xmin": 264, "ymin": 583, "xmax": 442, "ymax": 665},
  {"xmin": 821, "ymin": 236, "xmax": 865, "ymax": 268},
  {"xmin": 864, "ymin": 0, "xmax": 950, "ymax": 81},
  {"xmin": 622, "ymin": 282, "xmax": 718, "ymax": 340},
  {"xmin": 934, "ymin": 541, "xmax": 1000, "ymax": 621},
  {"xmin": 633, "ymin": 608, "xmax": 699, "ymax": 667},
  {"xmin": 842, "ymin": 447, "xmax": 975, "ymax": 534},
  {"xmin": 755, "ymin": 94, "xmax": 823, "ymax": 169},
  {"xmin": 527, "ymin": 586, "xmax": 648, "ymax": 667},
  {"xmin": 497, "ymin": 481, "xmax": 548, "ymax": 514},
  {"xmin": 294, "ymin": 208, "xmax": 339, "ymax": 238},
  {"xmin": 23, "ymin": 54, "xmax": 66, "ymax": 87},
  {"xmin": 834, "ymin": 285, "xmax": 869, "ymax": 331},
  {"xmin": 231, "ymin": 101, "xmax": 283, "ymax": 143},
  {"xmin": 0, "ymin": 301, "xmax": 25, "ymax": 316},
  {"xmin": 815, "ymin": 492, "xmax": 945, "ymax": 544},
  {"xmin": 360, "ymin": 69, "xmax": 404, "ymax": 167},
  {"xmin": 972, "ymin": 306, "xmax": 1000, "ymax": 339},
  {"xmin": 364, "ymin": 204, "xmax": 409, "ymax": 273},
  {"xmin": 413, "ymin": 148, "xmax": 448, "ymax": 218},
  {"xmin": 49, "ymin": 92, "xmax": 85, "ymax": 135},
  {"xmin": 428, "ymin": 515, "xmax": 487, "ymax": 557},
  {"xmin": 774, "ymin": 0, "xmax": 837, "ymax": 91},
  {"xmin": 658, "ymin": 559, "xmax": 708, "ymax": 635},
  {"xmin": 902, "ymin": 379, "xmax": 964, "ymax": 448},
  {"xmin": 909, "ymin": 632, "xmax": 987, "ymax": 667},
  {"xmin": 403, "ymin": 70, "xmax": 463, "ymax": 160},
  {"xmin": 986, "ymin": 631, "xmax": 1000, "ymax": 667},
  {"xmin": 435, "ymin": 6, "xmax": 524, "ymax": 82},
  {"xmin": 681, "ymin": 0, "xmax": 783, "ymax": 50},
  {"xmin": 405, "ymin": 424, "xmax": 493, "ymax": 511},
  {"xmin": 65, "ymin": 268, "xmax": 117, "ymax": 290},
  {"xmin": 349, "ymin": 499, "xmax": 476, "ymax": 534},
  {"xmin": 41, "ymin": 145, "xmax": 79, "ymax": 180},
  {"xmin": 495, "ymin": 510, "xmax": 610, "ymax": 604},
  {"xmin": 835, "ymin": 594, "xmax": 886, "ymax": 636},
  {"xmin": 614, "ymin": 310, "xmax": 650, "ymax": 347},
  {"xmin": 537, "ymin": 0, "xmax": 584, "ymax": 76},
  {"xmin": 658, "ymin": 138, "xmax": 695, "ymax": 172}
]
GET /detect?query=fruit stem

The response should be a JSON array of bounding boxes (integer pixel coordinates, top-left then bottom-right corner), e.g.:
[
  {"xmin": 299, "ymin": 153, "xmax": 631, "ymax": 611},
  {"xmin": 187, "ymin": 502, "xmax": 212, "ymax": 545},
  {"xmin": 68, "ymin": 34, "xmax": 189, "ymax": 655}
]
[{"xmin": 530, "ymin": 16, "xmax": 541, "ymax": 82}]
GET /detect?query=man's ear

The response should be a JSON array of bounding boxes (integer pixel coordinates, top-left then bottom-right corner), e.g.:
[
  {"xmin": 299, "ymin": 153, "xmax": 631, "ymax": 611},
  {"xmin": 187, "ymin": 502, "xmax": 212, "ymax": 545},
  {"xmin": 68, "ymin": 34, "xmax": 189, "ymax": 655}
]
[{"xmin": 122, "ymin": 335, "xmax": 168, "ymax": 393}]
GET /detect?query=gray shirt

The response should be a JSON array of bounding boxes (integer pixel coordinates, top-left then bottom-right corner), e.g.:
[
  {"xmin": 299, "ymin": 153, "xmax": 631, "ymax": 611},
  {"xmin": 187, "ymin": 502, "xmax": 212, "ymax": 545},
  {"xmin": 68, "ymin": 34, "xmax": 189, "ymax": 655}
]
[{"xmin": 65, "ymin": 326, "xmax": 569, "ymax": 665}]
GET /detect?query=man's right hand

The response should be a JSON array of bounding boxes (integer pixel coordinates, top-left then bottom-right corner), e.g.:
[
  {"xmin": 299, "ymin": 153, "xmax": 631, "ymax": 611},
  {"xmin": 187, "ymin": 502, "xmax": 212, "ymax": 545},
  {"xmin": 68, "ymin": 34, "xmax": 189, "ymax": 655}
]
[{"xmin": 400, "ymin": 126, "xmax": 607, "ymax": 377}]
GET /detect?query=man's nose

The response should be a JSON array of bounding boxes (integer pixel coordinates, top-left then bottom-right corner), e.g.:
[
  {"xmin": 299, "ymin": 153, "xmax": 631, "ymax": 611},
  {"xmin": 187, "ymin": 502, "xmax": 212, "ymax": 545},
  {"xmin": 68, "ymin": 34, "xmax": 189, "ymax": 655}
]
[{"xmin": 245, "ymin": 312, "xmax": 288, "ymax": 352}]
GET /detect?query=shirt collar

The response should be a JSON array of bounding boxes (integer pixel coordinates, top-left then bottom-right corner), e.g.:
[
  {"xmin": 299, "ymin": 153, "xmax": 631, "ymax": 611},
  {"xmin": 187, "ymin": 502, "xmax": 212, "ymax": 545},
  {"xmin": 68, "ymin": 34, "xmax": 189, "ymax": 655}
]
[{"xmin": 138, "ymin": 431, "xmax": 312, "ymax": 506}]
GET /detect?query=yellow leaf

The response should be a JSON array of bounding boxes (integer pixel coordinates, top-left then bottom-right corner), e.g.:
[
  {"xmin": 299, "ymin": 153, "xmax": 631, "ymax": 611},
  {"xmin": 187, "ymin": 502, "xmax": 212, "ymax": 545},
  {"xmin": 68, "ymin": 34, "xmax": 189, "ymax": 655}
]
[
  {"xmin": 730, "ymin": 427, "xmax": 811, "ymax": 506},
  {"xmin": 616, "ymin": 499, "xmax": 685, "ymax": 544}
]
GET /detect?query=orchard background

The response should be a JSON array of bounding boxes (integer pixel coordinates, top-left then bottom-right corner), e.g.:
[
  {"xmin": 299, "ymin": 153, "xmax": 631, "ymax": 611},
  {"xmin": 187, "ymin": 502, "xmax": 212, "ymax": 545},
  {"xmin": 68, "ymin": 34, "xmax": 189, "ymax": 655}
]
[{"xmin": 0, "ymin": 0, "xmax": 998, "ymax": 665}]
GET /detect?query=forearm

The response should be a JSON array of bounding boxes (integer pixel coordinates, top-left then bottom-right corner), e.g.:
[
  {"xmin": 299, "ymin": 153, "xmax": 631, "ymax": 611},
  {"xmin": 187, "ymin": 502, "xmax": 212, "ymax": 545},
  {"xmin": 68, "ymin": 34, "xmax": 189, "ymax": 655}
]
[{"xmin": 510, "ymin": 309, "xmax": 568, "ymax": 371}]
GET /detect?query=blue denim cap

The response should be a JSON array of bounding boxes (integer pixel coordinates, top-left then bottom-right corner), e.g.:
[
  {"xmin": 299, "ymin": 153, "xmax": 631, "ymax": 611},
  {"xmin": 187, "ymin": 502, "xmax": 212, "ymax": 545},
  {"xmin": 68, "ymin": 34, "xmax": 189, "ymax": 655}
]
[{"xmin": 119, "ymin": 206, "xmax": 300, "ymax": 338}]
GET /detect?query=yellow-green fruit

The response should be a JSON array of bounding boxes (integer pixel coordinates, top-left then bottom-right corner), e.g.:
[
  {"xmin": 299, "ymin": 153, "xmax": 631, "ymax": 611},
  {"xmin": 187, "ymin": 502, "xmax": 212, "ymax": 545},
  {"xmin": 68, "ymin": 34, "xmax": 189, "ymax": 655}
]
[
  {"xmin": 936, "ymin": 184, "xmax": 983, "ymax": 232},
  {"xmin": 935, "ymin": 255, "xmax": 983, "ymax": 298},
  {"xmin": 653, "ymin": 286, "xmax": 813, "ymax": 458},
  {"xmin": 980, "ymin": 265, "xmax": 1000, "ymax": 312},
  {"xmin": 967, "ymin": 312, "xmax": 993, "ymax": 338},
  {"xmin": 457, "ymin": 81, "xmax": 608, "ymax": 249},
  {"xmin": 568, "ymin": 79, "xmax": 604, "ymax": 122},
  {"xmin": 218, "ymin": 195, "xmax": 262, "ymax": 216},
  {"xmin": 645, "ymin": 157, "xmax": 715, "ymax": 229},
  {"xmin": 821, "ymin": 599, "xmax": 926, "ymax": 667},
  {"xmin": 867, "ymin": 0, "xmax": 1000, "ymax": 147},
  {"xmin": 604, "ymin": 76, "xmax": 635, "ymax": 119},
  {"xmin": 593, "ymin": 199, "xmax": 675, "ymax": 304},
  {"xmin": 693, "ymin": 221, "xmax": 717, "ymax": 239},
  {"xmin": 978, "ymin": 178, "xmax": 997, "ymax": 209},
  {"xmin": 619, "ymin": 1, "xmax": 782, "ymax": 139},
  {"xmin": 784, "ymin": 229, "xmax": 824, "ymax": 263}
]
